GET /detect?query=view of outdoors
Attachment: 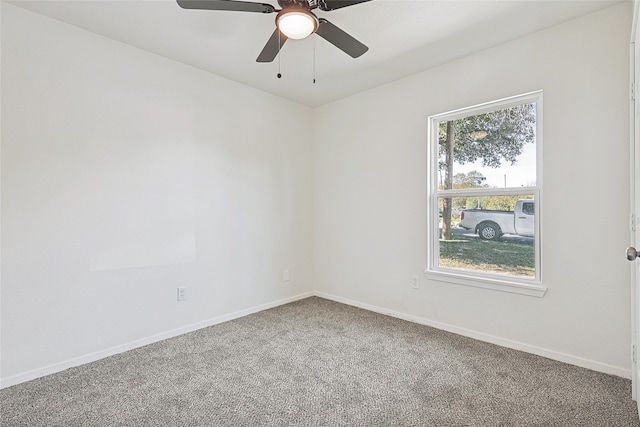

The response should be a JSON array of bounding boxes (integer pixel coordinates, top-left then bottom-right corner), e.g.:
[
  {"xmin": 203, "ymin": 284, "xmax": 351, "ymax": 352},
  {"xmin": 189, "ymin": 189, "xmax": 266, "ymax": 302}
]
[{"xmin": 436, "ymin": 101, "xmax": 537, "ymax": 279}]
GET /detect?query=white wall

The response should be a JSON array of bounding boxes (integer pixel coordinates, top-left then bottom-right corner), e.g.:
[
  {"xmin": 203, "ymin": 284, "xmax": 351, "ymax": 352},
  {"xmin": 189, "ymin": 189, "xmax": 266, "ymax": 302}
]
[
  {"xmin": 1, "ymin": 4, "xmax": 314, "ymax": 385},
  {"xmin": 313, "ymin": 3, "xmax": 633, "ymax": 376}
]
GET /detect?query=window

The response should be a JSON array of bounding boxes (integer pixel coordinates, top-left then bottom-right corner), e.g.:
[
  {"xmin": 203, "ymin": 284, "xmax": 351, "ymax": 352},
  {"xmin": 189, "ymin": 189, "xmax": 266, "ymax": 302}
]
[{"xmin": 427, "ymin": 92, "xmax": 545, "ymax": 297}]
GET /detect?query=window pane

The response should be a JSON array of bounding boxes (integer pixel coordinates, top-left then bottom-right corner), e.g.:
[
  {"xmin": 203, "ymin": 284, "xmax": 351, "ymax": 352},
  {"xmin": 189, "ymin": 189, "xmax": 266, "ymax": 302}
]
[
  {"xmin": 438, "ymin": 195, "xmax": 535, "ymax": 278},
  {"xmin": 437, "ymin": 103, "xmax": 536, "ymax": 190}
]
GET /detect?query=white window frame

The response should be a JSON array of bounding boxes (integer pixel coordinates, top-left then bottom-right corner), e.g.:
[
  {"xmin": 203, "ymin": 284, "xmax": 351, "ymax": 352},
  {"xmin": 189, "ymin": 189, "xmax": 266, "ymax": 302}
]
[{"xmin": 426, "ymin": 91, "xmax": 546, "ymax": 297}]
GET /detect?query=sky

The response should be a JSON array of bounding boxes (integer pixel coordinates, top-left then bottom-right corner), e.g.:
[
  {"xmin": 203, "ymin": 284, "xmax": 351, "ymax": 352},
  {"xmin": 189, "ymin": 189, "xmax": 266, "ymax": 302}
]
[{"xmin": 453, "ymin": 141, "xmax": 536, "ymax": 188}]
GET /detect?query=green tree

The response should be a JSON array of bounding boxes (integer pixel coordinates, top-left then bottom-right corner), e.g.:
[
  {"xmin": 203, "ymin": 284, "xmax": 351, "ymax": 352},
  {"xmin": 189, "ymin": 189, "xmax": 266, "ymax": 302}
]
[
  {"xmin": 450, "ymin": 171, "xmax": 486, "ymax": 212},
  {"xmin": 452, "ymin": 170, "xmax": 486, "ymax": 189},
  {"xmin": 483, "ymin": 194, "xmax": 534, "ymax": 211},
  {"xmin": 439, "ymin": 103, "xmax": 536, "ymax": 240},
  {"xmin": 481, "ymin": 195, "xmax": 520, "ymax": 211}
]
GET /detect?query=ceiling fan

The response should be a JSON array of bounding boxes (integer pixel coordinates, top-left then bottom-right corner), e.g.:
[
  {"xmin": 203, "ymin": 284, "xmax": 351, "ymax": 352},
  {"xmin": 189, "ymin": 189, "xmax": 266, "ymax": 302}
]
[{"xmin": 177, "ymin": 0, "xmax": 371, "ymax": 62}]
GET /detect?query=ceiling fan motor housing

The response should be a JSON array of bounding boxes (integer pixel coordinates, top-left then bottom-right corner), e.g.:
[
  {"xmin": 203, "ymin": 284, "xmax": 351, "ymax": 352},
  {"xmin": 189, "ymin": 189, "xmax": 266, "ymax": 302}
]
[{"xmin": 277, "ymin": 0, "xmax": 315, "ymax": 10}]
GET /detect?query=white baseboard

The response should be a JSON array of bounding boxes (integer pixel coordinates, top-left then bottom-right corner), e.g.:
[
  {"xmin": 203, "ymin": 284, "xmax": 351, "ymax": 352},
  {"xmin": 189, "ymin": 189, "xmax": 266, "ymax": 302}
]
[
  {"xmin": 0, "ymin": 292, "xmax": 313, "ymax": 389},
  {"xmin": 314, "ymin": 291, "xmax": 632, "ymax": 379},
  {"xmin": 3, "ymin": 290, "xmax": 629, "ymax": 389}
]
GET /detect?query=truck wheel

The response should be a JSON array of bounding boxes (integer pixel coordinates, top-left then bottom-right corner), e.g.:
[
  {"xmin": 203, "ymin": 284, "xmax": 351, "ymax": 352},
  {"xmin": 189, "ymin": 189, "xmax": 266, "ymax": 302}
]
[{"xmin": 477, "ymin": 222, "xmax": 501, "ymax": 241}]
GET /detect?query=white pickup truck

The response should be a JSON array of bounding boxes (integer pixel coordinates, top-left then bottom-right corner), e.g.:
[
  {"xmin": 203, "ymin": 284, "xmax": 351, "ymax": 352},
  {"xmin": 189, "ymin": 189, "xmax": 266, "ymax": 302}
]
[{"xmin": 459, "ymin": 199, "xmax": 535, "ymax": 241}]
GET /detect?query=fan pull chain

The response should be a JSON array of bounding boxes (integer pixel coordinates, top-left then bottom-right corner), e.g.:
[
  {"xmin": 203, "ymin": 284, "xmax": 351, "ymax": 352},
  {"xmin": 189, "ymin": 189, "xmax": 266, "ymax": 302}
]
[
  {"xmin": 313, "ymin": 35, "xmax": 316, "ymax": 84},
  {"xmin": 277, "ymin": 31, "xmax": 282, "ymax": 79}
]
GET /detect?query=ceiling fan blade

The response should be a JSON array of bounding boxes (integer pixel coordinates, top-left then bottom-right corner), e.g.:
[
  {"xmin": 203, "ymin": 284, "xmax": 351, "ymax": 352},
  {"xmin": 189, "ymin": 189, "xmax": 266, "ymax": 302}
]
[
  {"xmin": 256, "ymin": 29, "xmax": 288, "ymax": 62},
  {"xmin": 315, "ymin": 18, "xmax": 368, "ymax": 58},
  {"xmin": 317, "ymin": 0, "xmax": 371, "ymax": 12},
  {"xmin": 177, "ymin": 0, "xmax": 276, "ymax": 13}
]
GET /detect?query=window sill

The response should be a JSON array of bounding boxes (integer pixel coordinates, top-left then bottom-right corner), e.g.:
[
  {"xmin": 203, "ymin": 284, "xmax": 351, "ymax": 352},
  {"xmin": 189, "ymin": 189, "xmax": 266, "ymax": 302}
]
[{"xmin": 426, "ymin": 270, "xmax": 547, "ymax": 297}]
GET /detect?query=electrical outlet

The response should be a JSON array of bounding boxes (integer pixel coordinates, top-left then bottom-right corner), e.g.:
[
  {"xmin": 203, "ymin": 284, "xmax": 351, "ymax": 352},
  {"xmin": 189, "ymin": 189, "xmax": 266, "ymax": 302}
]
[
  {"xmin": 412, "ymin": 276, "xmax": 419, "ymax": 289},
  {"xmin": 177, "ymin": 287, "xmax": 188, "ymax": 301},
  {"xmin": 283, "ymin": 269, "xmax": 290, "ymax": 282}
]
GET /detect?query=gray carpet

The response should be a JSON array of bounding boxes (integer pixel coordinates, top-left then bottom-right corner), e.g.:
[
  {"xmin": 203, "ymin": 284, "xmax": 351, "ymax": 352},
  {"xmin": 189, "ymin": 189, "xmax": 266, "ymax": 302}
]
[{"xmin": 1, "ymin": 296, "xmax": 638, "ymax": 426}]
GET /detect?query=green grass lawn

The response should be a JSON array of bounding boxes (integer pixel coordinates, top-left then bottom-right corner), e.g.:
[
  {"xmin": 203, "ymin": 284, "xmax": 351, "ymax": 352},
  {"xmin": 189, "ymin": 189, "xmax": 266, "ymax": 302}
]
[{"xmin": 439, "ymin": 235, "xmax": 535, "ymax": 278}]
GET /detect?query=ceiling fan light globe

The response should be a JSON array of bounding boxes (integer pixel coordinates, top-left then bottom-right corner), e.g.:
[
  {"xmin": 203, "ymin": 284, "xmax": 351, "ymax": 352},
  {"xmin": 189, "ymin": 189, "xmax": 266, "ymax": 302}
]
[{"xmin": 277, "ymin": 10, "xmax": 317, "ymax": 40}]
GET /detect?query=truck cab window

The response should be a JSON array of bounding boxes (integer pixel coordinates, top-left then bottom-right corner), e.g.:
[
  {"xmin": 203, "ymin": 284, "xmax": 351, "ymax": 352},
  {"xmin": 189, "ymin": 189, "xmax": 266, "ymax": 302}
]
[
  {"xmin": 427, "ymin": 92, "xmax": 543, "ymax": 296},
  {"xmin": 522, "ymin": 202, "xmax": 534, "ymax": 216}
]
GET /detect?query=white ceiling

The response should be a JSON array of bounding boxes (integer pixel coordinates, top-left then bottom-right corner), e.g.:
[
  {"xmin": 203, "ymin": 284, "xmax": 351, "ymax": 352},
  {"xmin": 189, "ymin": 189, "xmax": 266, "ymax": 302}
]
[{"xmin": 8, "ymin": 0, "xmax": 623, "ymax": 107}]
